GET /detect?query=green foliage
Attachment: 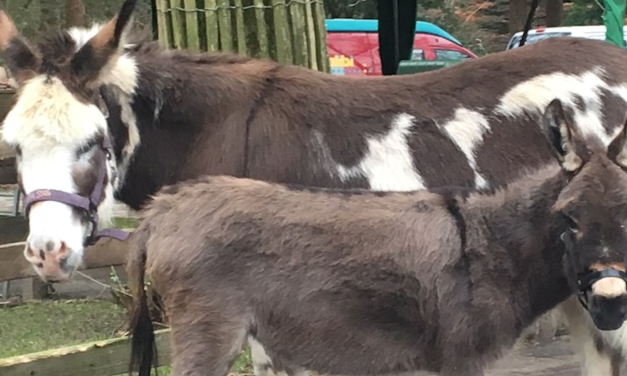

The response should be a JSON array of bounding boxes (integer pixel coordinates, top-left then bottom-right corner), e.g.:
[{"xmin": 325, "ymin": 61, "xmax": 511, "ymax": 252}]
[
  {"xmin": 324, "ymin": 0, "xmax": 378, "ymax": 19},
  {"xmin": 3, "ymin": 0, "xmax": 153, "ymax": 40},
  {"xmin": 417, "ymin": 4, "xmax": 490, "ymax": 55},
  {"xmin": 563, "ymin": 0, "xmax": 604, "ymax": 25}
]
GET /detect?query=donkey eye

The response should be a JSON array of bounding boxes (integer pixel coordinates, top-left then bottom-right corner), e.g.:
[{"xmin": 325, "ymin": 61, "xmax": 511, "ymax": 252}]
[
  {"xmin": 563, "ymin": 214, "xmax": 579, "ymax": 232},
  {"xmin": 76, "ymin": 140, "xmax": 98, "ymax": 157}
]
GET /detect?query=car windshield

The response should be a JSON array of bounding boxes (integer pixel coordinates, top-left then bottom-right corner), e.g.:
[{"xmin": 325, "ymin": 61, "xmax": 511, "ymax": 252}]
[{"xmin": 508, "ymin": 32, "xmax": 571, "ymax": 49}]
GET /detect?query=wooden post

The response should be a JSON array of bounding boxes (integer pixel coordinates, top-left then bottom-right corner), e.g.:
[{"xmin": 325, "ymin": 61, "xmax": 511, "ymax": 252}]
[
  {"xmin": 304, "ymin": 0, "xmax": 318, "ymax": 70},
  {"xmin": 289, "ymin": 0, "xmax": 308, "ymax": 67},
  {"xmin": 271, "ymin": 0, "xmax": 292, "ymax": 65},
  {"xmin": 65, "ymin": 0, "xmax": 85, "ymax": 28},
  {"xmin": 184, "ymin": 0, "xmax": 200, "ymax": 51},
  {"xmin": 205, "ymin": 0, "xmax": 220, "ymax": 51},
  {"xmin": 217, "ymin": 0, "xmax": 233, "ymax": 51},
  {"xmin": 21, "ymin": 278, "xmax": 49, "ymax": 300},
  {"xmin": 253, "ymin": 0, "xmax": 269, "ymax": 58},
  {"xmin": 233, "ymin": 0, "xmax": 247, "ymax": 55},
  {"xmin": 312, "ymin": 0, "xmax": 329, "ymax": 73},
  {"xmin": 169, "ymin": 0, "xmax": 186, "ymax": 49},
  {"xmin": 154, "ymin": 0, "xmax": 331, "ymax": 72},
  {"xmin": 155, "ymin": 0, "xmax": 172, "ymax": 49}
]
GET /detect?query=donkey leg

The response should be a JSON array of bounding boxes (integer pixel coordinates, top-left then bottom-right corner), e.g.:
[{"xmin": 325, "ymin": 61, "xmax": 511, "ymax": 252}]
[
  {"xmin": 558, "ymin": 296, "xmax": 614, "ymax": 375},
  {"xmin": 249, "ymin": 336, "xmax": 289, "ymax": 376},
  {"xmin": 168, "ymin": 311, "xmax": 249, "ymax": 376},
  {"xmin": 248, "ymin": 336, "xmax": 313, "ymax": 376}
]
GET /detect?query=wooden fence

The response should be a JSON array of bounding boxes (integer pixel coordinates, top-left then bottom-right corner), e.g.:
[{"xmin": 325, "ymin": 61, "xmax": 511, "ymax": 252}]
[
  {"xmin": 0, "ymin": 221, "xmax": 173, "ymax": 376},
  {"xmin": 0, "ymin": 329, "xmax": 171, "ymax": 376},
  {"xmin": 154, "ymin": 0, "xmax": 330, "ymax": 72}
]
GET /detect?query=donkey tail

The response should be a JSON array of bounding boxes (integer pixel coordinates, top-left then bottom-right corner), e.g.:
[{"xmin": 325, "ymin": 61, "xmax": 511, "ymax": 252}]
[{"xmin": 128, "ymin": 225, "xmax": 157, "ymax": 376}]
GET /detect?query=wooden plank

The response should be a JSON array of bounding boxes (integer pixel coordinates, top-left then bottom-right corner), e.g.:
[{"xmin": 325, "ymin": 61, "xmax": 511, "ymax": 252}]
[
  {"xmin": 0, "ymin": 216, "xmax": 28, "ymax": 246},
  {"xmin": 253, "ymin": 0, "xmax": 269, "ymax": 58},
  {"xmin": 205, "ymin": 0, "xmax": 220, "ymax": 51},
  {"xmin": 271, "ymin": 0, "xmax": 292, "ymax": 64},
  {"xmin": 169, "ymin": 0, "xmax": 186, "ymax": 49},
  {"xmin": 184, "ymin": 0, "xmax": 200, "ymax": 51},
  {"xmin": 304, "ymin": 0, "xmax": 318, "ymax": 70},
  {"xmin": 0, "ymin": 233, "xmax": 132, "ymax": 282},
  {"xmin": 0, "ymin": 329, "xmax": 171, "ymax": 376},
  {"xmin": 289, "ymin": 0, "xmax": 308, "ymax": 67},
  {"xmin": 217, "ymin": 0, "xmax": 233, "ymax": 51},
  {"xmin": 233, "ymin": 0, "xmax": 247, "ymax": 55},
  {"xmin": 0, "ymin": 140, "xmax": 14, "ymax": 160},
  {"xmin": 155, "ymin": 0, "xmax": 172, "ymax": 49},
  {"xmin": 312, "ymin": 0, "xmax": 329, "ymax": 72},
  {"xmin": 0, "ymin": 157, "xmax": 16, "ymax": 185}
]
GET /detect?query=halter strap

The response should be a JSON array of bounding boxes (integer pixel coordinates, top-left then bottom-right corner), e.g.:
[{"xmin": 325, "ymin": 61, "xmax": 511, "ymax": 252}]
[
  {"xmin": 561, "ymin": 229, "xmax": 627, "ymax": 310},
  {"xmin": 23, "ymin": 133, "xmax": 130, "ymax": 246}
]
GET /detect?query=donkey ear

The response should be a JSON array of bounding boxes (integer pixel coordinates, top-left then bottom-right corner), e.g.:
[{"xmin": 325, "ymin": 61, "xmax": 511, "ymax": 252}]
[
  {"xmin": 70, "ymin": 0, "xmax": 137, "ymax": 85},
  {"xmin": 0, "ymin": 7, "xmax": 40, "ymax": 85},
  {"xmin": 607, "ymin": 114, "xmax": 627, "ymax": 168},
  {"xmin": 542, "ymin": 99, "xmax": 585, "ymax": 172}
]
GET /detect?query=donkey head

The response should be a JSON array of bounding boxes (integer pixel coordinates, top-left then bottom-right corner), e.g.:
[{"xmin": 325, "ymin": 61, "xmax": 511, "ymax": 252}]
[
  {"xmin": 0, "ymin": 0, "xmax": 138, "ymax": 282},
  {"xmin": 544, "ymin": 99, "xmax": 627, "ymax": 331}
]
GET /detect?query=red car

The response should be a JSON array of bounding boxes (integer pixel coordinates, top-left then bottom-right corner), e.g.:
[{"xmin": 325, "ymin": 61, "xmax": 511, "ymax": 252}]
[{"xmin": 326, "ymin": 19, "xmax": 477, "ymax": 76}]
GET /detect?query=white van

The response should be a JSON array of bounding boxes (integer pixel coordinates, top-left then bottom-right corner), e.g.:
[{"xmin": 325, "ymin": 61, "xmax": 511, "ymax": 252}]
[{"xmin": 506, "ymin": 25, "xmax": 627, "ymax": 50}]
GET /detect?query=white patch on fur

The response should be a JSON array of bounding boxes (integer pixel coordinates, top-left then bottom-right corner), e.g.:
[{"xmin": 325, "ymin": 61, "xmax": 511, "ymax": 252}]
[
  {"xmin": 495, "ymin": 68, "xmax": 627, "ymax": 146},
  {"xmin": 592, "ymin": 277, "xmax": 627, "ymax": 298},
  {"xmin": 107, "ymin": 86, "xmax": 140, "ymax": 191},
  {"xmin": 441, "ymin": 108, "xmax": 491, "ymax": 189},
  {"xmin": 337, "ymin": 113, "xmax": 426, "ymax": 191},
  {"xmin": 248, "ymin": 336, "xmax": 289, "ymax": 376},
  {"xmin": 67, "ymin": 23, "xmax": 140, "ymax": 192},
  {"xmin": 68, "ymin": 24, "xmax": 104, "ymax": 50},
  {"xmin": 0, "ymin": 76, "xmax": 115, "ymax": 258},
  {"xmin": 559, "ymin": 296, "xmax": 618, "ymax": 376}
]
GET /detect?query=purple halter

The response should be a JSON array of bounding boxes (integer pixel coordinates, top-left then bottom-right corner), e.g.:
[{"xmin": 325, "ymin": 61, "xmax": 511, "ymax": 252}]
[{"xmin": 22, "ymin": 134, "xmax": 130, "ymax": 247}]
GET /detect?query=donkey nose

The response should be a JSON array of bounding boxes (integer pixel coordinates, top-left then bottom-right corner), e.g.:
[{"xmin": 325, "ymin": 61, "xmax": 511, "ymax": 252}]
[{"xmin": 24, "ymin": 240, "xmax": 72, "ymax": 282}]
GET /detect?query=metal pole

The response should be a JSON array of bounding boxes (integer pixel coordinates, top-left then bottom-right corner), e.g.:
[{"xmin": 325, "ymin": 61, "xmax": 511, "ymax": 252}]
[
  {"xmin": 393, "ymin": 0, "xmax": 399, "ymax": 71},
  {"xmin": 519, "ymin": 0, "xmax": 540, "ymax": 47}
]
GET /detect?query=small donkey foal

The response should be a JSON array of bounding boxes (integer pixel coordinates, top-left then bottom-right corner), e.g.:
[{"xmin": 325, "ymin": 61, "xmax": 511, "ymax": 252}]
[{"xmin": 128, "ymin": 99, "xmax": 627, "ymax": 376}]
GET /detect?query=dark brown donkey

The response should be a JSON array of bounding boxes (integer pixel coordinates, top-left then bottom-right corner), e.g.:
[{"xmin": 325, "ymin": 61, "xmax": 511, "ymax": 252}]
[
  {"xmin": 4, "ymin": 0, "xmax": 627, "ymax": 374},
  {"xmin": 127, "ymin": 99, "xmax": 627, "ymax": 376}
]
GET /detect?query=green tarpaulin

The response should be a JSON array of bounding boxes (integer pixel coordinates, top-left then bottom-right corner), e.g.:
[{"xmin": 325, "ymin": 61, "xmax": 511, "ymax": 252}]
[{"xmin": 604, "ymin": 0, "xmax": 626, "ymax": 47}]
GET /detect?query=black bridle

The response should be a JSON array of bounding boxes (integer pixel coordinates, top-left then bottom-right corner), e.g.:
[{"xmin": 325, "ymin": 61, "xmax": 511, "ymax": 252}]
[
  {"xmin": 561, "ymin": 229, "xmax": 627, "ymax": 310},
  {"xmin": 22, "ymin": 132, "xmax": 130, "ymax": 247}
]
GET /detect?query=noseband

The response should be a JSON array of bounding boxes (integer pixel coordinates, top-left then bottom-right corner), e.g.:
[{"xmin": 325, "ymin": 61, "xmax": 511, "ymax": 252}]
[
  {"xmin": 22, "ymin": 133, "xmax": 130, "ymax": 247},
  {"xmin": 561, "ymin": 229, "xmax": 627, "ymax": 310}
]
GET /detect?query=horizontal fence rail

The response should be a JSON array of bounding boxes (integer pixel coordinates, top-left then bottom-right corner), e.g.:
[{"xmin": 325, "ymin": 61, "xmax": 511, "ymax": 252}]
[{"xmin": 0, "ymin": 329, "xmax": 171, "ymax": 376}]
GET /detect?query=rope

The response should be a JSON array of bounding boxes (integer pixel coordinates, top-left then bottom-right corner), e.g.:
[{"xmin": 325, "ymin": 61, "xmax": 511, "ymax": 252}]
[
  {"xmin": 0, "ymin": 240, "xmax": 132, "ymax": 298},
  {"xmin": 76, "ymin": 269, "xmax": 133, "ymax": 298},
  {"xmin": 156, "ymin": 0, "xmax": 324, "ymax": 13}
]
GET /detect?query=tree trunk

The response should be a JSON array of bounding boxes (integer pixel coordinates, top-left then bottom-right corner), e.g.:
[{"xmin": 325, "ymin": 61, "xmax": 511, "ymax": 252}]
[
  {"xmin": 65, "ymin": 0, "xmax": 85, "ymax": 28},
  {"xmin": 545, "ymin": 0, "xmax": 563, "ymax": 27},
  {"xmin": 509, "ymin": 0, "xmax": 529, "ymax": 33}
]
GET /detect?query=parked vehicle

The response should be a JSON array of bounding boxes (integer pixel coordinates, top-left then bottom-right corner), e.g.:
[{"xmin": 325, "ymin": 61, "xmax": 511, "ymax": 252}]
[
  {"xmin": 506, "ymin": 25, "xmax": 627, "ymax": 50},
  {"xmin": 325, "ymin": 19, "xmax": 477, "ymax": 76}
]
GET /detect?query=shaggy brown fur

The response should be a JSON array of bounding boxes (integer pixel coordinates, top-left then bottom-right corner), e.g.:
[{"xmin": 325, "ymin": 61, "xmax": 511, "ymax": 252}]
[
  {"xmin": 127, "ymin": 101, "xmax": 627, "ymax": 376},
  {"xmin": 111, "ymin": 35, "xmax": 627, "ymax": 210}
]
